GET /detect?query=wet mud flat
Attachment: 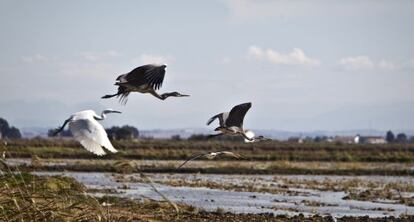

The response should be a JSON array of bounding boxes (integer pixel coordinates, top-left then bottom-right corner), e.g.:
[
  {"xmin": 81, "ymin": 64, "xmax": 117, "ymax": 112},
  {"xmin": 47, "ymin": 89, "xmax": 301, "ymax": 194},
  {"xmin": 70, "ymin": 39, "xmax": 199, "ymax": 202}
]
[{"xmin": 34, "ymin": 172, "xmax": 414, "ymax": 219}]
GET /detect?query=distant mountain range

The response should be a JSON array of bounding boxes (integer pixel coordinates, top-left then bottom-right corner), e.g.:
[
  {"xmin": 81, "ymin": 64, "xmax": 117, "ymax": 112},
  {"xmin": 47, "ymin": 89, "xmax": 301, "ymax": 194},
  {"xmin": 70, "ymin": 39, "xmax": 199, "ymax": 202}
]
[{"xmin": 20, "ymin": 127, "xmax": 414, "ymax": 140}]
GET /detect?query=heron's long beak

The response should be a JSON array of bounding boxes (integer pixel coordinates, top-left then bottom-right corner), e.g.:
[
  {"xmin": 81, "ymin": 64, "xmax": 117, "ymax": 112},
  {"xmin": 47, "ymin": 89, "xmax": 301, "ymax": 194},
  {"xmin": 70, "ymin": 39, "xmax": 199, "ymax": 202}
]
[
  {"xmin": 111, "ymin": 110, "xmax": 122, "ymax": 114},
  {"xmin": 179, "ymin": 94, "xmax": 190, "ymax": 97}
]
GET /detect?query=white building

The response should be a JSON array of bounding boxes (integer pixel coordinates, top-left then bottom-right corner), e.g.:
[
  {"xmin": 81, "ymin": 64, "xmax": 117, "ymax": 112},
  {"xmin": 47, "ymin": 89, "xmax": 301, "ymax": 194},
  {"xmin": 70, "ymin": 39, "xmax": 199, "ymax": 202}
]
[{"xmin": 354, "ymin": 135, "xmax": 387, "ymax": 144}]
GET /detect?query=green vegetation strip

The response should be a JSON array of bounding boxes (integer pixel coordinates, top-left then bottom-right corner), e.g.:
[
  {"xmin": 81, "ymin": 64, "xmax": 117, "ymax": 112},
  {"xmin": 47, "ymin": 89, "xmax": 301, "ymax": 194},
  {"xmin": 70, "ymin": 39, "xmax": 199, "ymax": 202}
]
[
  {"xmin": 3, "ymin": 138, "xmax": 414, "ymax": 162},
  {"xmin": 13, "ymin": 162, "xmax": 414, "ymax": 176}
]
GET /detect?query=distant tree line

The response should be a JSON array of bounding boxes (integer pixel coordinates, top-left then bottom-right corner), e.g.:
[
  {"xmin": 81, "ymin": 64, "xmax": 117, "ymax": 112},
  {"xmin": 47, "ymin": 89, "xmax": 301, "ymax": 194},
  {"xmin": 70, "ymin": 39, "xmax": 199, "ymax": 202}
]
[
  {"xmin": 285, "ymin": 130, "xmax": 414, "ymax": 144},
  {"xmin": 106, "ymin": 125, "xmax": 139, "ymax": 140},
  {"xmin": 386, "ymin": 130, "xmax": 411, "ymax": 143},
  {"xmin": 49, "ymin": 125, "xmax": 139, "ymax": 140},
  {"xmin": 0, "ymin": 118, "xmax": 22, "ymax": 139}
]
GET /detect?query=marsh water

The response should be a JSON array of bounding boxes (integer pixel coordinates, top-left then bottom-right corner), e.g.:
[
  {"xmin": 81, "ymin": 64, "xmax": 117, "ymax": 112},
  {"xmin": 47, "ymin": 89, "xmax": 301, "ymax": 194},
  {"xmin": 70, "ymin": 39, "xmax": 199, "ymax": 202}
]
[{"xmin": 33, "ymin": 172, "xmax": 414, "ymax": 218}]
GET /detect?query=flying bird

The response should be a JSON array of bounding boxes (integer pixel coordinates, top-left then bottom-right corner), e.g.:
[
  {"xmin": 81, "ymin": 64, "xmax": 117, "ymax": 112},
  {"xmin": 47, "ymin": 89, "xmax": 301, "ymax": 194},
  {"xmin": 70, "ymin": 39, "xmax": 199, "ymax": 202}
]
[
  {"xmin": 241, "ymin": 131, "xmax": 272, "ymax": 143},
  {"xmin": 207, "ymin": 102, "xmax": 268, "ymax": 142},
  {"xmin": 177, "ymin": 151, "xmax": 242, "ymax": 169},
  {"xmin": 54, "ymin": 109, "xmax": 121, "ymax": 156},
  {"xmin": 102, "ymin": 64, "xmax": 189, "ymax": 104}
]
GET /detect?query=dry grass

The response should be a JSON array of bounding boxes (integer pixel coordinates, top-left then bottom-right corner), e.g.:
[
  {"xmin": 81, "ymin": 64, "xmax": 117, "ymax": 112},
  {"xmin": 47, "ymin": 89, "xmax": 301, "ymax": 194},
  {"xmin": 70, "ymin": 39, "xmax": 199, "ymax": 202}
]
[{"xmin": 0, "ymin": 168, "xmax": 104, "ymax": 221}]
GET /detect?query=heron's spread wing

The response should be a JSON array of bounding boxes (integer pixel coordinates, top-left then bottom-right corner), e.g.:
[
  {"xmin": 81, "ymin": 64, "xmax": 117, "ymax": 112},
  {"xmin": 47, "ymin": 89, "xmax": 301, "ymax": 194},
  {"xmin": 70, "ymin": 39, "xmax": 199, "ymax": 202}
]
[
  {"xmin": 225, "ymin": 102, "xmax": 252, "ymax": 128},
  {"xmin": 69, "ymin": 119, "xmax": 117, "ymax": 156},
  {"xmin": 218, "ymin": 151, "xmax": 242, "ymax": 159},
  {"xmin": 143, "ymin": 65, "xmax": 166, "ymax": 90},
  {"xmin": 116, "ymin": 65, "xmax": 166, "ymax": 90},
  {"xmin": 206, "ymin": 112, "xmax": 228, "ymax": 126},
  {"xmin": 178, "ymin": 151, "xmax": 242, "ymax": 169},
  {"xmin": 177, "ymin": 153, "xmax": 208, "ymax": 169}
]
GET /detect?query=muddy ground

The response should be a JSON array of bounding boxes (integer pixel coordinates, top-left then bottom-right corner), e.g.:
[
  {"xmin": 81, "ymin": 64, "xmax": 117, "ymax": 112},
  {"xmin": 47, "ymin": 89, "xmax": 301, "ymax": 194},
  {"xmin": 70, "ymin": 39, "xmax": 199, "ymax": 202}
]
[{"xmin": 0, "ymin": 172, "xmax": 413, "ymax": 222}]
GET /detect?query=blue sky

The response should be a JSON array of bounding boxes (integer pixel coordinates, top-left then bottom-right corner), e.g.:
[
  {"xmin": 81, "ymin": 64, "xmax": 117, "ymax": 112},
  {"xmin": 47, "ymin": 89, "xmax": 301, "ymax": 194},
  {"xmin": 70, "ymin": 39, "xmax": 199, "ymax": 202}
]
[{"xmin": 0, "ymin": 0, "xmax": 413, "ymax": 131}]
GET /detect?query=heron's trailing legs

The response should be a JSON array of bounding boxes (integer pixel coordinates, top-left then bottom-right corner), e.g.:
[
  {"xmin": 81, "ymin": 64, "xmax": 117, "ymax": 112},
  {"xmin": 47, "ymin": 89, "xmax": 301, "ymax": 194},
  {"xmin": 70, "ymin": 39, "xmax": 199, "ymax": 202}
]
[
  {"xmin": 102, "ymin": 89, "xmax": 188, "ymax": 103},
  {"xmin": 101, "ymin": 93, "xmax": 119, "ymax": 99}
]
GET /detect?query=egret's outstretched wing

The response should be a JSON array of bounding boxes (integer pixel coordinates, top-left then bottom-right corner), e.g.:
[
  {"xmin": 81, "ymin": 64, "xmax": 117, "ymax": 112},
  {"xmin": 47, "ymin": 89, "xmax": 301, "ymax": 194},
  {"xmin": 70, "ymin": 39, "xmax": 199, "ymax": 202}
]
[
  {"xmin": 68, "ymin": 119, "xmax": 117, "ymax": 156},
  {"xmin": 78, "ymin": 137, "xmax": 106, "ymax": 156},
  {"xmin": 225, "ymin": 102, "xmax": 252, "ymax": 128}
]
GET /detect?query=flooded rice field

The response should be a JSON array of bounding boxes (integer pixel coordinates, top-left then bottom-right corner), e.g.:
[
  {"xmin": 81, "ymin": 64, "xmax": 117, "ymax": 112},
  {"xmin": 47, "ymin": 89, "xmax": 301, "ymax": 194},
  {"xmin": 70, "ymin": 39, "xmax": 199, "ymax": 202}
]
[{"xmin": 33, "ymin": 172, "xmax": 414, "ymax": 218}]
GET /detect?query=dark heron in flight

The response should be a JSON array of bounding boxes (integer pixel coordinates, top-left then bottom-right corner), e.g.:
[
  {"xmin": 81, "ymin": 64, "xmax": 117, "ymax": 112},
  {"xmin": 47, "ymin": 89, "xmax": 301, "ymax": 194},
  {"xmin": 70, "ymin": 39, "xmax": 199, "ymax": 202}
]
[
  {"xmin": 102, "ymin": 64, "xmax": 189, "ymax": 104},
  {"xmin": 207, "ymin": 102, "xmax": 269, "ymax": 142}
]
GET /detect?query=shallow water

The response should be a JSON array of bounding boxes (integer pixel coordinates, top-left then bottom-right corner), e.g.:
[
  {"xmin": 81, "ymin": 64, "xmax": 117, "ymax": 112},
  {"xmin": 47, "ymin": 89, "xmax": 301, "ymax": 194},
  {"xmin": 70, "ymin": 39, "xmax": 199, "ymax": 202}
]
[{"xmin": 33, "ymin": 172, "xmax": 414, "ymax": 218}]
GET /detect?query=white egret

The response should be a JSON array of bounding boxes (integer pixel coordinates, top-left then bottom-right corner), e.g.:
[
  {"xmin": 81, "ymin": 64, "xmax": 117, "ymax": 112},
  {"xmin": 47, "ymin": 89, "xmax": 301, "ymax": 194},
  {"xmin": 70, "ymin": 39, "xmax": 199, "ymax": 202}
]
[{"xmin": 55, "ymin": 109, "xmax": 121, "ymax": 156}]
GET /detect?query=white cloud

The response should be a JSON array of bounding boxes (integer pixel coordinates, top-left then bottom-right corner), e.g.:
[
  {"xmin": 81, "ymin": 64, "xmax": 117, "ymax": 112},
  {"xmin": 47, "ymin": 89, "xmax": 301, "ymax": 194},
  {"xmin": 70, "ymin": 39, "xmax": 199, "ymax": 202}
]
[
  {"xmin": 267, "ymin": 48, "xmax": 320, "ymax": 66},
  {"xmin": 247, "ymin": 46, "xmax": 320, "ymax": 66},
  {"xmin": 339, "ymin": 56, "xmax": 375, "ymax": 70},
  {"xmin": 338, "ymin": 56, "xmax": 403, "ymax": 71},
  {"xmin": 247, "ymin": 46, "xmax": 264, "ymax": 59},
  {"xmin": 21, "ymin": 54, "xmax": 51, "ymax": 63},
  {"xmin": 132, "ymin": 54, "xmax": 173, "ymax": 65},
  {"xmin": 80, "ymin": 50, "xmax": 121, "ymax": 62},
  {"xmin": 377, "ymin": 59, "xmax": 400, "ymax": 71}
]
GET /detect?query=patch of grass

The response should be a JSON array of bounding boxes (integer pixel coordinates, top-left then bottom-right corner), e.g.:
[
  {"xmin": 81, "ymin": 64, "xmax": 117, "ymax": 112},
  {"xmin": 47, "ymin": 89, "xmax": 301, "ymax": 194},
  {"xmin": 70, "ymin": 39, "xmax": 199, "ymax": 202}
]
[
  {"xmin": 0, "ymin": 173, "xmax": 103, "ymax": 221},
  {"xmin": 3, "ymin": 138, "xmax": 414, "ymax": 162},
  {"xmin": 6, "ymin": 157, "xmax": 414, "ymax": 176}
]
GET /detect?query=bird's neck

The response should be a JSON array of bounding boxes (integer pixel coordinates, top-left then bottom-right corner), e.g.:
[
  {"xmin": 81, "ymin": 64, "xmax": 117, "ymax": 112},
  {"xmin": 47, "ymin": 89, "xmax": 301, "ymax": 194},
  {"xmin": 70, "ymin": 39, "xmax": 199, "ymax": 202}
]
[
  {"xmin": 94, "ymin": 112, "xmax": 106, "ymax": 121},
  {"xmin": 160, "ymin": 92, "xmax": 172, "ymax": 99}
]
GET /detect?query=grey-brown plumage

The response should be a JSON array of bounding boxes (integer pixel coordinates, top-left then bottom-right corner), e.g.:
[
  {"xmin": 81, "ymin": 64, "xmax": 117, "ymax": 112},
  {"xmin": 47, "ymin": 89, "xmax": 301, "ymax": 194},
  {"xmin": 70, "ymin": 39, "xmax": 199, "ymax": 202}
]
[
  {"xmin": 177, "ymin": 151, "xmax": 242, "ymax": 169},
  {"xmin": 207, "ymin": 102, "xmax": 266, "ymax": 142},
  {"xmin": 102, "ymin": 64, "xmax": 189, "ymax": 104}
]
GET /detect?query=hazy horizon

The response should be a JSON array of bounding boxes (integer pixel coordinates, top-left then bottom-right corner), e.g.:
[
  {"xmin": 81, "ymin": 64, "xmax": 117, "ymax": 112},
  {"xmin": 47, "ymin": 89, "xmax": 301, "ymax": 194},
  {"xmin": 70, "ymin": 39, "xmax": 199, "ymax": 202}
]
[{"xmin": 1, "ymin": 1, "xmax": 414, "ymax": 132}]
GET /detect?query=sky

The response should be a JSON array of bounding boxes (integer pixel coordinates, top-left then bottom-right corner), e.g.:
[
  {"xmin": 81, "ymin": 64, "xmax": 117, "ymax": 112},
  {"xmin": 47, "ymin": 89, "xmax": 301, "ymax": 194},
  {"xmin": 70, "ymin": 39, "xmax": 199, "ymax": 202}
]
[{"xmin": 0, "ymin": 0, "xmax": 414, "ymax": 132}]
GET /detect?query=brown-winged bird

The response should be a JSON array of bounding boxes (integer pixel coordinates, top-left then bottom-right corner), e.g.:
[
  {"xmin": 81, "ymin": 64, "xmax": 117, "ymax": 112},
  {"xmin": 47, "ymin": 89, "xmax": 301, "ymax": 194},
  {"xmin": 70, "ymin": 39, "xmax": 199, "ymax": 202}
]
[
  {"xmin": 207, "ymin": 102, "xmax": 269, "ymax": 142},
  {"xmin": 102, "ymin": 64, "xmax": 189, "ymax": 104}
]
